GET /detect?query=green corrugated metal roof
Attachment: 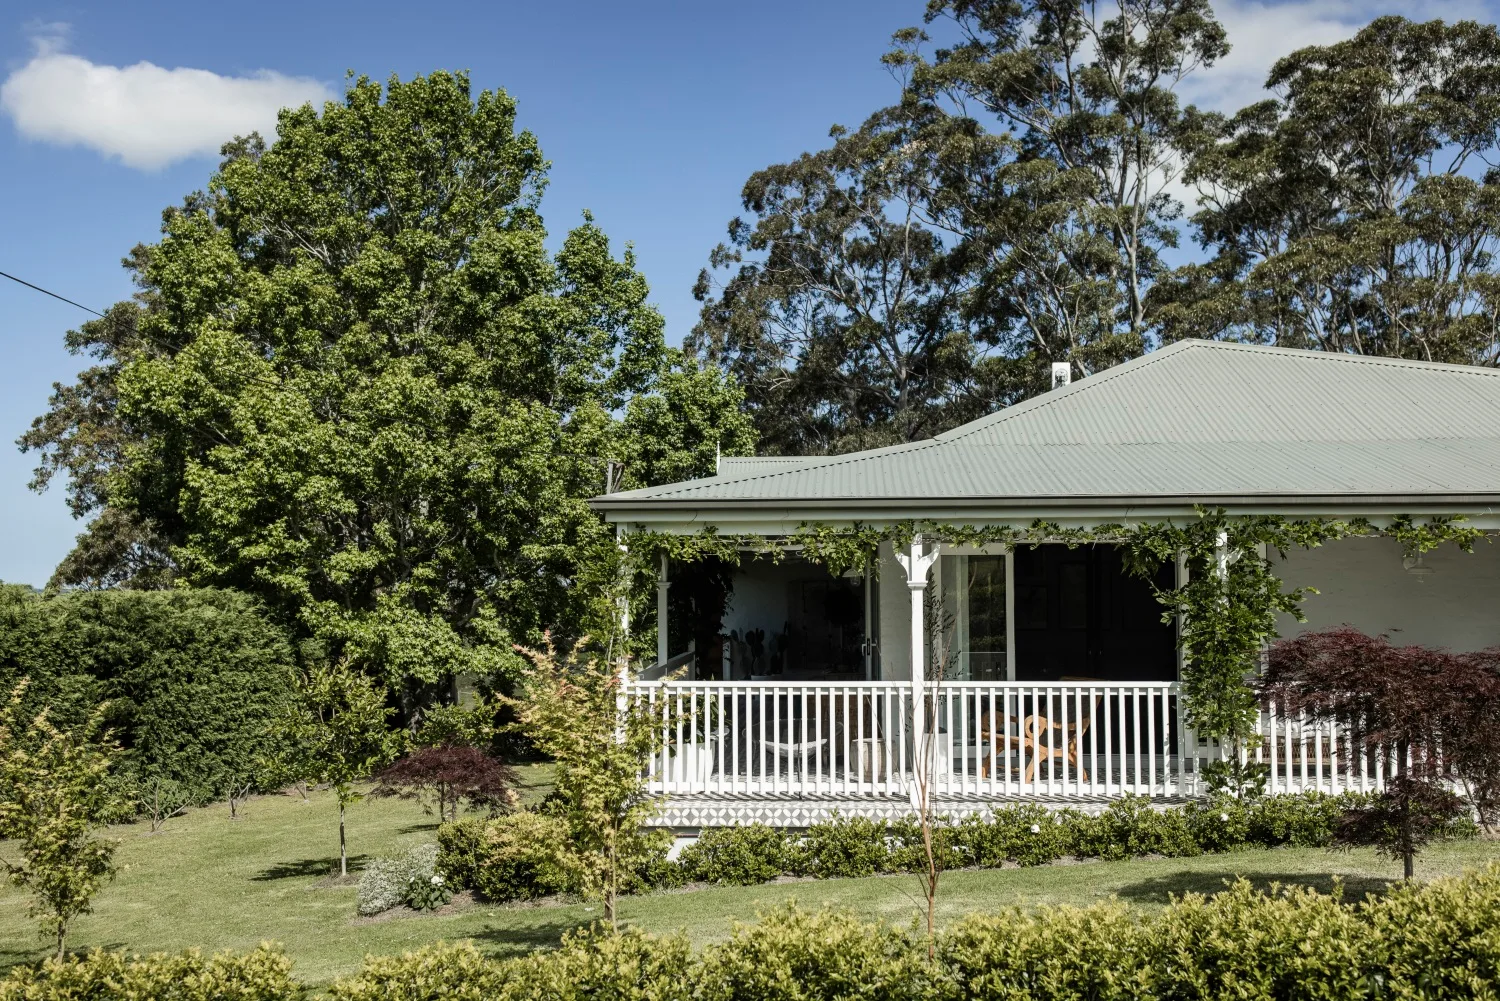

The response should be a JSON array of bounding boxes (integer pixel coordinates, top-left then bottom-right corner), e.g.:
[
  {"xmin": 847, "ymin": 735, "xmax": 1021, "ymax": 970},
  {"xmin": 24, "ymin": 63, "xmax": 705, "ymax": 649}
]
[{"xmin": 595, "ymin": 340, "xmax": 1500, "ymax": 517}]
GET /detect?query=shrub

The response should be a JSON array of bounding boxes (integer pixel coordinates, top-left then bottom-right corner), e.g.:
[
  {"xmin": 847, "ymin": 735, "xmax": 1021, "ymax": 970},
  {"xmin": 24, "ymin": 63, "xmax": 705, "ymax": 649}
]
[
  {"xmin": 356, "ymin": 843, "xmax": 447, "ymax": 917},
  {"xmin": 434, "ymin": 818, "xmax": 487, "ymax": 889},
  {"xmin": 328, "ymin": 942, "xmax": 510, "ymax": 1001},
  {"xmin": 678, "ymin": 824, "xmax": 789, "ymax": 885},
  {"xmin": 943, "ymin": 899, "xmax": 1150, "ymax": 999},
  {"xmin": 1069, "ymin": 796, "xmax": 1200, "ymax": 861},
  {"xmin": 470, "ymin": 811, "xmax": 579, "ymax": 902},
  {"xmin": 0, "ymin": 943, "xmax": 300, "ymax": 1001},
  {"xmin": 1369, "ymin": 864, "xmax": 1500, "ymax": 995},
  {"xmin": 794, "ymin": 815, "xmax": 894, "ymax": 878},
  {"xmin": 356, "ymin": 857, "xmax": 411, "ymax": 917},
  {"xmin": 508, "ymin": 926, "xmax": 694, "ymax": 1001},
  {"xmin": 1246, "ymin": 791, "xmax": 1355, "ymax": 848},
  {"xmin": 885, "ymin": 815, "xmax": 963, "ymax": 874},
  {"xmin": 1184, "ymin": 794, "xmax": 1251, "ymax": 853},
  {"xmin": 330, "ymin": 928, "xmax": 695, "ymax": 1001},
  {"xmin": 629, "ymin": 832, "xmax": 689, "ymax": 893},
  {"xmin": 1148, "ymin": 879, "xmax": 1370, "ymax": 998},
  {"xmin": 954, "ymin": 804, "xmax": 1071, "ymax": 867},
  {"xmin": 700, "ymin": 904, "xmax": 935, "ymax": 1001}
]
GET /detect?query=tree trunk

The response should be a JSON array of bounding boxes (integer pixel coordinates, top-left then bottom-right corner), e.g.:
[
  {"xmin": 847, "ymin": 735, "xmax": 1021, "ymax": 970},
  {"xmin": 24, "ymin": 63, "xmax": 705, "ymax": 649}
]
[
  {"xmin": 1398, "ymin": 740, "xmax": 1414, "ymax": 880},
  {"xmin": 55, "ymin": 924, "xmax": 65, "ymax": 961},
  {"xmin": 606, "ymin": 837, "xmax": 618, "ymax": 932},
  {"xmin": 339, "ymin": 803, "xmax": 348, "ymax": 877},
  {"xmin": 1402, "ymin": 794, "xmax": 1415, "ymax": 880}
]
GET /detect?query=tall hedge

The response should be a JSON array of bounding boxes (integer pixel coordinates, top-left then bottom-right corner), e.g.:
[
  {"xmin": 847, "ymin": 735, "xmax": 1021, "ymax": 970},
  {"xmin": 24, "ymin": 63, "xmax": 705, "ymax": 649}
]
[{"xmin": 0, "ymin": 585, "xmax": 297, "ymax": 805}]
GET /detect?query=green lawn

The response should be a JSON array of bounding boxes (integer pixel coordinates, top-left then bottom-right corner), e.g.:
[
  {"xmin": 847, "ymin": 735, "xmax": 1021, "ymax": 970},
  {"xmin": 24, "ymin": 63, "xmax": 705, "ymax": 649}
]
[{"xmin": 4, "ymin": 778, "xmax": 1500, "ymax": 987}]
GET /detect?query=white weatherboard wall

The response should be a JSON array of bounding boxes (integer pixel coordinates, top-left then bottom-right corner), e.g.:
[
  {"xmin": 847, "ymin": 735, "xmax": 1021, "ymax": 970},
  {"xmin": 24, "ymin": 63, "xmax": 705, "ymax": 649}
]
[{"xmin": 1271, "ymin": 537, "xmax": 1500, "ymax": 651}]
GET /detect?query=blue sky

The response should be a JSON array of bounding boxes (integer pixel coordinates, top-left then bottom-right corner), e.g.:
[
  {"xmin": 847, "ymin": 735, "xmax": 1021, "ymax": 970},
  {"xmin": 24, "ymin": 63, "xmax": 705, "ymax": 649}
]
[{"xmin": 0, "ymin": 0, "xmax": 1492, "ymax": 586}]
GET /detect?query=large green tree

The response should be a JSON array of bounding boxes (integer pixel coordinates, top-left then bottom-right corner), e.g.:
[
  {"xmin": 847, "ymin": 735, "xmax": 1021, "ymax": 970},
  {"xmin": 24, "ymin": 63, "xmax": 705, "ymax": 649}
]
[
  {"xmin": 1156, "ymin": 15, "xmax": 1500, "ymax": 364},
  {"xmin": 23, "ymin": 72, "xmax": 752, "ymax": 684}
]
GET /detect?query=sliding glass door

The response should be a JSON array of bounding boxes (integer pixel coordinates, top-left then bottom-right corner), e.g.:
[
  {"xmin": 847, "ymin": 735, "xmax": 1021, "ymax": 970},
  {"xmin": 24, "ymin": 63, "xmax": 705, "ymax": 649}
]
[{"xmin": 938, "ymin": 553, "xmax": 1010, "ymax": 680}]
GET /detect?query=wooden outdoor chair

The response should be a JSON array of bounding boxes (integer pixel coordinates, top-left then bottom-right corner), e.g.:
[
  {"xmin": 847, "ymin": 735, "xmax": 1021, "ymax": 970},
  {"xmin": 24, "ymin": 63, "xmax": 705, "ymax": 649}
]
[
  {"xmin": 977, "ymin": 711, "xmax": 1025, "ymax": 778},
  {"xmin": 1023, "ymin": 693, "xmax": 1104, "ymax": 783}
]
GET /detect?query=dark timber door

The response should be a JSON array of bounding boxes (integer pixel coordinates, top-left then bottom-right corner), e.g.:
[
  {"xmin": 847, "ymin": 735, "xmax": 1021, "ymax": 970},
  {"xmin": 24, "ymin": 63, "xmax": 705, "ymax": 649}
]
[{"xmin": 1013, "ymin": 544, "xmax": 1176, "ymax": 682}]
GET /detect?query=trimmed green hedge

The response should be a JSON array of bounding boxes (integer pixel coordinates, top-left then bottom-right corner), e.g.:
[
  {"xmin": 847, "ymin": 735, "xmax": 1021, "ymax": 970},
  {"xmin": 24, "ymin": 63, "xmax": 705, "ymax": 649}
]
[
  {"xmin": 0, "ymin": 944, "xmax": 298, "ymax": 1001},
  {"xmin": 21, "ymin": 867, "xmax": 1497, "ymax": 1000},
  {"xmin": 442, "ymin": 792, "xmax": 1441, "ymax": 901},
  {"xmin": 329, "ymin": 867, "xmax": 1500, "ymax": 999},
  {"xmin": 0, "ymin": 586, "xmax": 298, "ymax": 806}
]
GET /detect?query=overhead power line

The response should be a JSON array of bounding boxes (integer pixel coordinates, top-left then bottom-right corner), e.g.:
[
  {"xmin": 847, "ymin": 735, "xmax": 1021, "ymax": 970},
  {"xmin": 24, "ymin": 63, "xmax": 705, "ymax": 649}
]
[{"xmin": 0, "ymin": 268, "xmax": 106, "ymax": 318}]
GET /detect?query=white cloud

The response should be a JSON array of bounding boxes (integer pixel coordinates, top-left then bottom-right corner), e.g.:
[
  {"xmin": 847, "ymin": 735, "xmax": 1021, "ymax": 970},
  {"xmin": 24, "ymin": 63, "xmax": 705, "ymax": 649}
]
[
  {"xmin": 1181, "ymin": 0, "xmax": 1496, "ymax": 113},
  {"xmin": 1, "ymin": 32, "xmax": 335, "ymax": 170}
]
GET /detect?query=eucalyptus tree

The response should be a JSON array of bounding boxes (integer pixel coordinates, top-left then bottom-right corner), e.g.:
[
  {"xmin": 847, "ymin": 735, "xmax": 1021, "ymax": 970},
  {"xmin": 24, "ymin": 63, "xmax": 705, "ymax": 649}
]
[
  {"xmin": 690, "ymin": 105, "xmax": 986, "ymax": 456},
  {"xmin": 21, "ymin": 72, "xmax": 748, "ymax": 685},
  {"xmin": 692, "ymin": 0, "xmax": 1232, "ymax": 453},
  {"xmin": 895, "ymin": 0, "xmax": 1229, "ymax": 378},
  {"xmin": 1157, "ymin": 16, "xmax": 1500, "ymax": 364}
]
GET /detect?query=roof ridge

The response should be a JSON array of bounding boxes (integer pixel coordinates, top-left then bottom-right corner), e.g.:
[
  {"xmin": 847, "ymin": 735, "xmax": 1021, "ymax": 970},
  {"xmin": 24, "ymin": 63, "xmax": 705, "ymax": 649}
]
[
  {"xmin": 1172, "ymin": 339, "xmax": 1500, "ymax": 376},
  {"xmin": 935, "ymin": 340, "xmax": 1199, "ymax": 444}
]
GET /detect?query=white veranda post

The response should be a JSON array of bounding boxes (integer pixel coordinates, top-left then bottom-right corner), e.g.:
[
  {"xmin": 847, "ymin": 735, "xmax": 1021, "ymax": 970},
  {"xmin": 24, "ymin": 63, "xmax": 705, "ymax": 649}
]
[
  {"xmin": 656, "ymin": 554, "xmax": 670, "ymax": 668},
  {"xmin": 896, "ymin": 537, "xmax": 939, "ymax": 799}
]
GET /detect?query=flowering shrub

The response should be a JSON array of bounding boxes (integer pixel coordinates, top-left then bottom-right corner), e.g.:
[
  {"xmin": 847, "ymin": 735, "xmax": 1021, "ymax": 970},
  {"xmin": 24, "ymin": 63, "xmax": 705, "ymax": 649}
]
[
  {"xmin": 1185, "ymin": 794, "xmax": 1252, "ymax": 853},
  {"xmin": 952, "ymin": 804, "xmax": 1069, "ymax": 867},
  {"xmin": 791, "ymin": 815, "xmax": 895, "ymax": 878},
  {"xmin": 406, "ymin": 873, "xmax": 451, "ymax": 912},
  {"xmin": 356, "ymin": 842, "xmax": 446, "ymax": 916},
  {"xmin": 1068, "ymin": 795, "xmax": 1201, "ymax": 860}
]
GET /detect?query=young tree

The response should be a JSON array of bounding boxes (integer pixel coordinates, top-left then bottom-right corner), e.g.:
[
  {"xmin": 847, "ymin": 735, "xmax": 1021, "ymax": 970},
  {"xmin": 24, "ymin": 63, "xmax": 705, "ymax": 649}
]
[
  {"xmin": 373, "ymin": 746, "xmax": 517, "ymax": 823},
  {"xmin": 272, "ymin": 661, "xmax": 402, "ymax": 877},
  {"xmin": 915, "ymin": 588, "xmax": 958, "ymax": 958},
  {"xmin": 1159, "ymin": 16, "xmax": 1500, "ymax": 365},
  {"xmin": 0, "ymin": 681, "xmax": 125, "ymax": 959},
  {"xmin": 1263, "ymin": 627, "xmax": 1498, "ymax": 877},
  {"xmin": 501, "ymin": 637, "xmax": 671, "ymax": 929}
]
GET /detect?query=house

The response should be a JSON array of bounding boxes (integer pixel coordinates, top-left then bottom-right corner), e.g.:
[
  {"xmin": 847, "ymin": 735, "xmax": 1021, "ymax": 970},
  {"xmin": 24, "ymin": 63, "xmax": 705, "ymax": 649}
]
[{"xmin": 591, "ymin": 340, "xmax": 1500, "ymax": 827}]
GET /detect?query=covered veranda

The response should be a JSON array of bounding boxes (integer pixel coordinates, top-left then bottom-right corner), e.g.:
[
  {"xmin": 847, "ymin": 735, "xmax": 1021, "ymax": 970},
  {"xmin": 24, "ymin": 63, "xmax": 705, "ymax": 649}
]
[{"xmin": 592, "ymin": 342, "xmax": 1500, "ymax": 826}]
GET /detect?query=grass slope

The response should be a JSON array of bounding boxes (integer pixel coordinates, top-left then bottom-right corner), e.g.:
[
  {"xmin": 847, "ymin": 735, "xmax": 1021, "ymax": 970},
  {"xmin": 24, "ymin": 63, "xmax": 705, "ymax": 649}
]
[{"xmin": 3, "ymin": 777, "xmax": 1499, "ymax": 987}]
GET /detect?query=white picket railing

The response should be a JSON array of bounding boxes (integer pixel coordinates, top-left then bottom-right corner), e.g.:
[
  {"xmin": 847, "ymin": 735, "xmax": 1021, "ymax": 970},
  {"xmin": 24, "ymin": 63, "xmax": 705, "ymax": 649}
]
[
  {"xmin": 1248, "ymin": 695, "xmax": 1389, "ymax": 796},
  {"xmin": 629, "ymin": 680, "xmax": 1395, "ymax": 803},
  {"xmin": 921, "ymin": 681, "xmax": 1186, "ymax": 799},
  {"xmin": 635, "ymin": 680, "xmax": 913, "ymax": 799}
]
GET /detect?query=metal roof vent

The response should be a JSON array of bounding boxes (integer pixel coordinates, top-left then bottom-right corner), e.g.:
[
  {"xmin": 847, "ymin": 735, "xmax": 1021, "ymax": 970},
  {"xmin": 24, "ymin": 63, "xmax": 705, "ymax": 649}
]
[{"xmin": 1051, "ymin": 362, "xmax": 1072, "ymax": 389}]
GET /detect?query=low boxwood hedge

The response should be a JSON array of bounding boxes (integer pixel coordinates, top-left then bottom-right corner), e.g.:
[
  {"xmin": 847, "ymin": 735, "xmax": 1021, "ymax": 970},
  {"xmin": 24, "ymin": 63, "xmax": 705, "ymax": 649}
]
[
  {"xmin": 434, "ymin": 792, "xmax": 1474, "ymax": 902},
  {"xmin": 21, "ymin": 867, "xmax": 1498, "ymax": 1000}
]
